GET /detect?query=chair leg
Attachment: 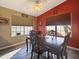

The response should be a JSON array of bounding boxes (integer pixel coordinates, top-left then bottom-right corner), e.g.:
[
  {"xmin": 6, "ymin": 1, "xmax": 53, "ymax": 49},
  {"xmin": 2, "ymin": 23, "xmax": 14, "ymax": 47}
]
[
  {"xmin": 37, "ymin": 54, "xmax": 40, "ymax": 59},
  {"xmin": 57, "ymin": 54, "xmax": 60, "ymax": 59},
  {"xmin": 47, "ymin": 51, "xmax": 50, "ymax": 59},
  {"xmin": 31, "ymin": 49, "xmax": 33, "ymax": 59},
  {"xmin": 60, "ymin": 54, "xmax": 63, "ymax": 59},
  {"xmin": 65, "ymin": 52, "xmax": 68, "ymax": 59},
  {"xmin": 26, "ymin": 39, "xmax": 28, "ymax": 52}
]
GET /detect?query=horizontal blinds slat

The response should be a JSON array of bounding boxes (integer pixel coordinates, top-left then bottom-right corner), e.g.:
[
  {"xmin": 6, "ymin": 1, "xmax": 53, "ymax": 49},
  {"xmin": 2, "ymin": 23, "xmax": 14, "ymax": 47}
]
[{"xmin": 11, "ymin": 15, "xmax": 34, "ymax": 26}]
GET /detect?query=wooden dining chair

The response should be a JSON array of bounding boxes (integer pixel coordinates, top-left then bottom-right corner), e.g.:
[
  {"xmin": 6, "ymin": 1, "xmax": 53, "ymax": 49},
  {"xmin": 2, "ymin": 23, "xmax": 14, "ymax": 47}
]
[
  {"xmin": 30, "ymin": 30, "xmax": 47, "ymax": 59},
  {"xmin": 48, "ymin": 32, "xmax": 71, "ymax": 59},
  {"xmin": 60, "ymin": 32, "xmax": 71, "ymax": 59}
]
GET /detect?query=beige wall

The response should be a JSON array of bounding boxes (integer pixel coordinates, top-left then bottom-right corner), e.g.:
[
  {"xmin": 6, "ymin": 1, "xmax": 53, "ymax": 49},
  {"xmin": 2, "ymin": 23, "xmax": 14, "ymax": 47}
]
[{"xmin": 0, "ymin": 6, "xmax": 34, "ymax": 49}]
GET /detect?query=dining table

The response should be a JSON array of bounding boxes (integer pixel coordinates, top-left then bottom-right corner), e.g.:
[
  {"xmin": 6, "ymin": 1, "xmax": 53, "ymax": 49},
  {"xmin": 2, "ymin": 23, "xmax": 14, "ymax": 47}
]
[
  {"xmin": 43, "ymin": 35, "xmax": 65, "ymax": 49},
  {"xmin": 39, "ymin": 35, "xmax": 65, "ymax": 59}
]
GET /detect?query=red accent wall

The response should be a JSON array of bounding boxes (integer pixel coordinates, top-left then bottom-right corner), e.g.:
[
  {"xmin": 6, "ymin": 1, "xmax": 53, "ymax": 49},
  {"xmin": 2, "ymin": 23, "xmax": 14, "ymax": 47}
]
[{"xmin": 36, "ymin": 0, "xmax": 79, "ymax": 48}]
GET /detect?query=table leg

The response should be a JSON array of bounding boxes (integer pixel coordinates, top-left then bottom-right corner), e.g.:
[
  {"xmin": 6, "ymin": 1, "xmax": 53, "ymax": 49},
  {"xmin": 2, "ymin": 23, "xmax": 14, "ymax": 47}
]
[{"xmin": 26, "ymin": 38, "xmax": 28, "ymax": 52}]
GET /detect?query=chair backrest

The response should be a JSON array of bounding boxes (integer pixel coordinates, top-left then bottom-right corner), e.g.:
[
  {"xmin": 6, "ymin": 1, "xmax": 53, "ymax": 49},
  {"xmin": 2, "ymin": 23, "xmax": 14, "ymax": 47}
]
[
  {"xmin": 29, "ymin": 30, "xmax": 37, "ymax": 47},
  {"xmin": 30, "ymin": 30, "xmax": 36, "ymax": 40},
  {"xmin": 30, "ymin": 30, "xmax": 48, "ymax": 55},
  {"xmin": 64, "ymin": 32, "xmax": 71, "ymax": 44}
]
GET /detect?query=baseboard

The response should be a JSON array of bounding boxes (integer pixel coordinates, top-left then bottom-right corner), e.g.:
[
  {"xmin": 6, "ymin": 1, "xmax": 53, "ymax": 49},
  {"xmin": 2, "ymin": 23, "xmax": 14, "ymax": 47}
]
[
  {"xmin": 0, "ymin": 41, "xmax": 26, "ymax": 50},
  {"xmin": 68, "ymin": 46, "xmax": 79, "ymax": 51}
]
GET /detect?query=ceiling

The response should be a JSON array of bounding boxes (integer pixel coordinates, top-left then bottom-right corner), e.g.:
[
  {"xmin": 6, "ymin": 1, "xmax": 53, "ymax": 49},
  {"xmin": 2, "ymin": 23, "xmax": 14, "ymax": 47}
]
[{"xmin": 0, "ymin": 0, "xmax": 66, "ymax": 17}]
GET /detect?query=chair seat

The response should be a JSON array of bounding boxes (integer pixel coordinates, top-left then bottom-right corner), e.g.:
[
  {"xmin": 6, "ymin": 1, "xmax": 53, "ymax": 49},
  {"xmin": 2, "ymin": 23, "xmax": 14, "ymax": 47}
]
[{"xmin": 33, "ymin": 43, "xmax": 47, "ymax": 54}]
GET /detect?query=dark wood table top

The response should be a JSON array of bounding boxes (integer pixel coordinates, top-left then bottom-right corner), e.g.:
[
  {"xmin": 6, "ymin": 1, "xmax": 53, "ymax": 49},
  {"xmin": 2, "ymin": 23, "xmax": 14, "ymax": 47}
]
[{"xmin": 41, "ymin": 35, "xmax": 64, "ymax": 50}]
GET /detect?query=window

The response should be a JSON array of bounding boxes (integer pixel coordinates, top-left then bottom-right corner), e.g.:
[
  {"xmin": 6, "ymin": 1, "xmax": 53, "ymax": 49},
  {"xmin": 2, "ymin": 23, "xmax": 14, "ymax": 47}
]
[
  {"xmin": 46, "ymin": 25, "xmax": 71, "ymax": 36},
  {"xmin": 11, "ymin": 26, "xmax": 33, "ymax": 37},
  {"xmin": 57, "ymin": 25, "xmax": 65, "ymax": 36},
  {"xmin": 46, "ymin": 26, "xmax": 55, "ymax": 31},
  {"xmin": 25, "ymin": 26, "xmax": 33, "ymax": 35}
]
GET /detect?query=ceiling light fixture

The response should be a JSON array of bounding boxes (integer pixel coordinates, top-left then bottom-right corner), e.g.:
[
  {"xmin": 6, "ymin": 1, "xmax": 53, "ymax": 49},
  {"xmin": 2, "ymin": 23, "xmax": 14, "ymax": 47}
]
[
  {"xmin": 32, "ymin": 1, "xmax": 43, "ymax": 11},
  {"xmin": 34, "ymin": 0, "xmax": 43, "ymax": 11},
  {"xmin": 28, "ymin": 0, "xmax": 46, "ymax": 11}
]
